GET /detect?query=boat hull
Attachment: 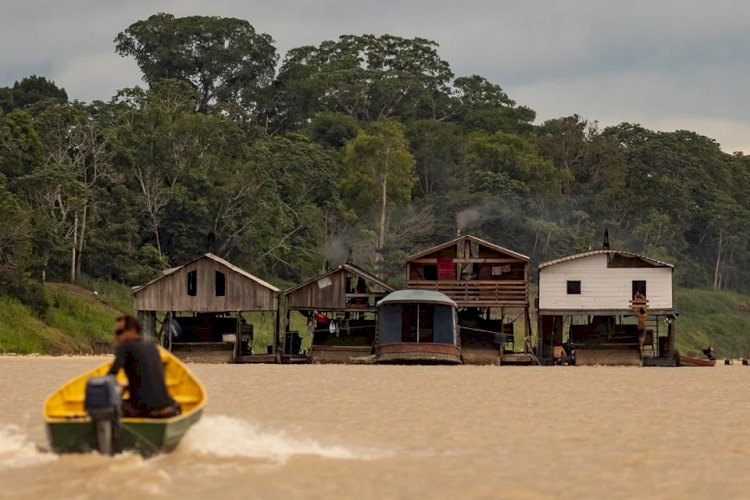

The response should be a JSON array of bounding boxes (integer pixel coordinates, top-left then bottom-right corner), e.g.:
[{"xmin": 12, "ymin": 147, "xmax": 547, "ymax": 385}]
[
  {"xmin": 375, "ymin": 343, "xmax": 462, "ymax": 364},
  {"xmin": 677, "ymin": 354, "xmax": 717, "ymax": 367},
  {"xmin": 46, "ymin": 408, "xmax": 203, "ymax": 455}
]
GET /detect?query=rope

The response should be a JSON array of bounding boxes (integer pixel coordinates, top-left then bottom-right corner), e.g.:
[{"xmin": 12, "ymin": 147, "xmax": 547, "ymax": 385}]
[{"xmin": 459, "ymin": 325, "xmax": 512, "ymax": 336}]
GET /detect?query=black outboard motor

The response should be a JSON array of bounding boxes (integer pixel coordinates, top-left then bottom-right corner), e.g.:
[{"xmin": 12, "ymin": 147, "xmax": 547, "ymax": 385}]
[{"xmin": 84, "ymin": 375, "xmax": 122, "ymax": 455}]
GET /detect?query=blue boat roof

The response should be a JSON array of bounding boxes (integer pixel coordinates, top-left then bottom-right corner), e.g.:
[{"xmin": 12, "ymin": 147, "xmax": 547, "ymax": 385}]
[{"xmin": 377, "ymin": 290, "xmax": 457, "ymax": 307}]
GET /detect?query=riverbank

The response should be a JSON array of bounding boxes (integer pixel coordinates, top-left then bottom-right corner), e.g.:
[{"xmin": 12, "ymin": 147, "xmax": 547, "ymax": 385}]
[{"xmin": 1, "ymin": 283, "xmax": 749, "ymax": 357}]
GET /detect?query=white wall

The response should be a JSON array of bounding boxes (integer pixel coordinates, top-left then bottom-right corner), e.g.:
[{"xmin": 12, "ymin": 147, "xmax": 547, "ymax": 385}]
[{"xmin": 539, "ymin": 254, "xmax": 673, "ymax": 311}]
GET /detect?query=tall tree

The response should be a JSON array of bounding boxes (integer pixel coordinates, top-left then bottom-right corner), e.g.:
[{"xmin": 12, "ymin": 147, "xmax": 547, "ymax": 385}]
[
  {"xmin": 273, "ymin": 35, "xmax": 453, "ymax": 128},
  {"xmin": 9, "ymin": 75, "xmax": 68, "ymax": 110},
  {"xmin": 452, "ymin": 75, "xmax": 535, "ymax": 134},
  {"xmin": 16, "ymin": 102, "xmax": 116, "ymax": 282},
  {"xmin": 340, "ymin": 119, "xmax": 415, "ymax": 265},
  {"xmin": 112, "ymin": 80, "xmax": 218, "ymax": 259},
  {"xmin": 115, "ymin": 13, "xmax": 278, "ymax": 113}
]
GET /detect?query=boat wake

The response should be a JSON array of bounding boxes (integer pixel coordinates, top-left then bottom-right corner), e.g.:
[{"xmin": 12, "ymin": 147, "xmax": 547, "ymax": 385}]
[
  {"xmin": 0, "ymin": 424, "xmax": 56, "ymax": 469},
  {"xmin": 182, "ymin": 415, "xmax": 387, "ymax": 463}
]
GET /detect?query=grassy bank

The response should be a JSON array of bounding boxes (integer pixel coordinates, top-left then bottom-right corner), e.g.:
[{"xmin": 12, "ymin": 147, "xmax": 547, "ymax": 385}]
[
  {"xmin": 0, "ymin": 279, "xmax": 132, "ymax": 354},
  {"xmin": 675, "ymin": 288, "xmax": 750, "ymax": 358}
]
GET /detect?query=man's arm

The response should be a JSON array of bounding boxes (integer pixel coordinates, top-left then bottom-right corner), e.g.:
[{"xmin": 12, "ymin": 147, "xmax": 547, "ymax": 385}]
[{"xmin": 107, "ymin": 344, "xmax": 127, "ymax": 375}]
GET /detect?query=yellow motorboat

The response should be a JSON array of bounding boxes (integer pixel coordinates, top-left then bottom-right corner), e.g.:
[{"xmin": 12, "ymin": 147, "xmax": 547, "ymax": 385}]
[{"xmin": 44, "ymin": 347, "xmax": 206, "ymax": 456}]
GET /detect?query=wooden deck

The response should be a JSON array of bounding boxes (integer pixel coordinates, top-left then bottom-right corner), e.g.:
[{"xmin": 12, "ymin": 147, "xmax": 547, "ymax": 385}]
[
  {"xmin": 169, "ymin": 342, "xmax": 233, "ymax": 364},
  {"xmin": 461, "ymin": 346, "xmax": 502, "ymax": 365},
  {"xmin": 574, "ymin": 346, "xmax": 642, "ymax": 366},
  {"xmin": 310, "ymin": 346, "xmax": 373, "ymax": 364},
  {"xmin": 406, "ymin": 280, "xmax": 528, "ymax": 307},
  {"xmin": 238, "ymin": 354, "xmax": 278, "ymax": 364}
]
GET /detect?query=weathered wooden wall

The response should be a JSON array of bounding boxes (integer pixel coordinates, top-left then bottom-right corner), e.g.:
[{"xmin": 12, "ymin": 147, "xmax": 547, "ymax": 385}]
[
  {"xmin": 285, "ymin": 270, "xmax": 347, "ymax": 310},
  {"xmin": 405, "ymin": 235, "xmax": 529, "ymax": 308},
  {"xmin": 134, "ymin": 256, "xmax": 278, "ymax": 312},
  {"xmin": 284, "ymin": 265, "xmax": 394, "ymax": 311}
]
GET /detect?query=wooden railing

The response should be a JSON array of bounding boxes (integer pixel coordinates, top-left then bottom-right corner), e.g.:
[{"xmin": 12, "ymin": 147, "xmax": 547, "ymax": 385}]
[{"xmin": 407, "ymin": 280, "xmax": 528, "ymax": 307}]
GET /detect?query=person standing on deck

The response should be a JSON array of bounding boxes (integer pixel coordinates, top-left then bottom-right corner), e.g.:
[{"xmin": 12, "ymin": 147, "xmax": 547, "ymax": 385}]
[
  {"xmin": 633, "ymin": 291, "xmax": 649, "ymax": 351},
  {"xmin": 108, "ymin": 315, "xmax": 180, "ymax": 418}
]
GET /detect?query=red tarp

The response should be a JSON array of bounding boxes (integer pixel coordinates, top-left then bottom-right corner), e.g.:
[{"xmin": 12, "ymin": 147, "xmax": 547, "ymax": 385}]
[{"xmin": 437, "ymin": 258, "xmax": 455, "ymax": 278}]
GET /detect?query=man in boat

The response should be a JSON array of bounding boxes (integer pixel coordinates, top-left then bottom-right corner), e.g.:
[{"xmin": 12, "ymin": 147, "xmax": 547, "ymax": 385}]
[
  {"xmin": 702, "ymin": 346, "xmax": 716, "ymax": 360},
  {"xmin": 109, "ymin": 315, "xmax": 180, "ymax": 418}
]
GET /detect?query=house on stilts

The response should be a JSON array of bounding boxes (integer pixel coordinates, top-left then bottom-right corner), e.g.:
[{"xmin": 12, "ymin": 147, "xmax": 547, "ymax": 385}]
[
  {"xmin": 404, "ymin": 235, "xmax": 533, "ymax": 364},
  {"xmin": 133, "ymin": 253, "xmax": 280, "ymax": 363},
  {"xmin": 537, "ymin": 250, "xmax": 677, "ymax": 366},
  {"xmin": 282, "ymin": 264, "xmax": 395, "ymax": 363}
]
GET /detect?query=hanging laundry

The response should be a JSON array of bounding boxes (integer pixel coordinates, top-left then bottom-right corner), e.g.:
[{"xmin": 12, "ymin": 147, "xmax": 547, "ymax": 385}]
[{"xmin": 437, "ymin": 258, "xmax": 455, "ymax": 278}]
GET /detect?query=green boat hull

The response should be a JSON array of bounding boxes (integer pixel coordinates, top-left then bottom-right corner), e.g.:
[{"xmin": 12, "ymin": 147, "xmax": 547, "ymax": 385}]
[{"xmin": 46, "ymin": 408, "xmax": 203, "ymax": 456}]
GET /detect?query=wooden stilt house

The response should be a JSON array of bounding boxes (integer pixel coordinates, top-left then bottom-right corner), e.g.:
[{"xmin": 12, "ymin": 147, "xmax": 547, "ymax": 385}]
[
  {"xmin": 405, "ymin": 235, "xmax": 532, "ymax": 364},
  {"xmin": 133, "ymin": 253, "xmax": 280, "ymax": 363},
  {"xmin": 283, "ymin": 264, "xmax": 395, "ymax": 363}
]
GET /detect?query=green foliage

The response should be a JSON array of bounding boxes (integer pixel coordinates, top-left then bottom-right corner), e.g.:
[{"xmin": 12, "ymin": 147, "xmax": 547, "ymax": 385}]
[
  {"xmin": 462, "ymin": 131, "xmax": 567, "ymax": 197},
  {"xmin": 306, "ymin": 112, "xmax": 359, "ymax": 149},
  {"xmin": 115, "ymin": 13, "xmax": 277, "ymax": 113},
  {"xmin": 274, "ymin": 34, "xmax": 453, "ymax": 127},
  {"xmin": 453, "ymin": 75, "xmax": 536, "ymax": 134},
  {"xmin": 0, "ymin": 109, "xmax": 42, "ymax": 178},
  {"xmin": 5, "ymin": 75, "xmax": 67, "ymax": 110}
]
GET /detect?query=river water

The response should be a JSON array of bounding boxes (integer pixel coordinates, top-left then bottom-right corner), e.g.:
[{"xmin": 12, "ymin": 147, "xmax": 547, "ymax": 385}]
[{"xmin": 0, "ymin": 357, "xmax": 748, "ymax": 499}]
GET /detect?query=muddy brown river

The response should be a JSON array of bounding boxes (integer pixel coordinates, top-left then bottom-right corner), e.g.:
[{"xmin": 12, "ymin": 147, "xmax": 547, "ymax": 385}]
[{"xmin": 0, "ymin": 357, "xmax": 748, "ymax": 499}]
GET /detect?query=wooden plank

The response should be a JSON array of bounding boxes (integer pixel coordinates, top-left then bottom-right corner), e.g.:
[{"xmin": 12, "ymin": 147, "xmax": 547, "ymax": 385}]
[
  {"xmin": 407, "ymin": 279, "xmax": 527, "ymax": 285},
  {"xmin": 409, "ymin": 258, "xmax": 522, "ymax": 265}
]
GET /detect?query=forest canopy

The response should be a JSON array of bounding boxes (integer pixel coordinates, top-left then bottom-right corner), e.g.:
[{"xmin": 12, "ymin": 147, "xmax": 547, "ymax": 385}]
[{"xmin": 1, "ymin": 13, "xmax": 749, "ymax": 314}]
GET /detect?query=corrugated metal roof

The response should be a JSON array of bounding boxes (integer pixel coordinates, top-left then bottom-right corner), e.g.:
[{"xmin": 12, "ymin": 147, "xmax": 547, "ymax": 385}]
[
  {"xmin": 406, "ymin": 234, "xmax": 529, "ymax": 262},
  {"xmin": 539, "ymin": 250, "xmax": 674, "ymax": 269},
  {"xmin": 377, "ymin": 289, "xmax": 457, "ymax": 307}
]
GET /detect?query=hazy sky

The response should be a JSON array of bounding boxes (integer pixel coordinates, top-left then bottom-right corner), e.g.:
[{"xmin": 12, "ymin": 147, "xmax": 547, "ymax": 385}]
[{"xmin": 2, "ymin": 0, "xmax": 749, "ymax": 152}]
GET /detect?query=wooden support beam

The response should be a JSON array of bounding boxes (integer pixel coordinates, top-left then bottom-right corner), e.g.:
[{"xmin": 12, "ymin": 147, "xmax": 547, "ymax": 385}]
[{"xmin": 408, "ymin": 258, "xmax": 522, "ymax": 265}]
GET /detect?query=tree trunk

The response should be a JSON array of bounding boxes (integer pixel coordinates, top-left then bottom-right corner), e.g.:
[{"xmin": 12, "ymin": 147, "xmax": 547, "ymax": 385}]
[
  {"xmin": 713, "ymin": 229, "xmax": 722, "ymax": 289},
  {"xmin": 154, "ymin": 220, "xmax": 163, "ymax": 259},
  {"xmin": 376, "ymin": 148, "xmax": 390, "ymax": 264},
  {"xmin": 76, "ymin": 204, "xmax": 87, "ymax": 279},
  {"xmin": 197, "ymin": 88, "xmax": 211, "ymax": 113},
  {"xmin": 70, "ymin": 212, "xmax": 78, "ymax": 283}
]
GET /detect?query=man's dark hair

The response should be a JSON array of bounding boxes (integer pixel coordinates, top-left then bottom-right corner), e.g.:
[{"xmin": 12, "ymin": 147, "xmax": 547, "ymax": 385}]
[{"xmin": 117, "ymin": 314, "xmax": 142, "ymax": 334}]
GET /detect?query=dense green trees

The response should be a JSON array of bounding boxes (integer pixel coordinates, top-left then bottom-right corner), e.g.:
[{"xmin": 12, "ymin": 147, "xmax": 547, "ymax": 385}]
[
  {"xmin": 115, "ymin": 14, "xmax": 277, "ymax": 113},
  {"xmin": 1, "ymin": 12, "xmax": 749, "ymax": 315},
  {"xmin": 0, "ymin": 75, "xmax": 68, "ymax": 112}
]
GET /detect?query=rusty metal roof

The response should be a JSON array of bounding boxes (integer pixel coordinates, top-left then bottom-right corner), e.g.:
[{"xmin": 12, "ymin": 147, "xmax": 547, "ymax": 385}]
[{"xmin": 539, "ymin": 250, "xmax": 674, "ymax": 269}]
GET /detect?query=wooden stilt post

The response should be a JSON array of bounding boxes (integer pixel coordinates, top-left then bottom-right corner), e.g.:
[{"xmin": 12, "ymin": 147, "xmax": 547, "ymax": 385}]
[
  {"xmin": 274, "ymin": 308, "xmax": 280, "ymax": 363},
  {"xmin": 233, "ymin": 312, "xmax": 241, "ymax": 363}
]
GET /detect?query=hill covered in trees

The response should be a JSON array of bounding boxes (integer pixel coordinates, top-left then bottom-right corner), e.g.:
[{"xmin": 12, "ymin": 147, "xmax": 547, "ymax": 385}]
[{"xmin": 1, "ymin": 13, "xmax": 749, "ymax": 326}]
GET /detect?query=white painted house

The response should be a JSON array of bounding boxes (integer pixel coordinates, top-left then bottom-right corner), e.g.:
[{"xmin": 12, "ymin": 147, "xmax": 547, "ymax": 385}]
[{"xmin": 538, "ymin": 250, "xmax": 674, "ymax": 314}]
